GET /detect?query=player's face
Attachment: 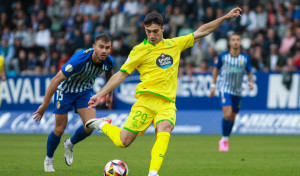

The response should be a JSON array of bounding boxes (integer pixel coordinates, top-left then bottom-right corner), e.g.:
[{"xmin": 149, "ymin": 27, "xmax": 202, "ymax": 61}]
[
  {"xmin": 145, "ymin": 24, "xmax": 165, "ymax": 44},
  {"xmin": 93, "ymin": 39, "xmax": 111, "ymax": 64},
  {"xmin": 229, "ymin": 35, "xmax": 241, "ymax": 50}
]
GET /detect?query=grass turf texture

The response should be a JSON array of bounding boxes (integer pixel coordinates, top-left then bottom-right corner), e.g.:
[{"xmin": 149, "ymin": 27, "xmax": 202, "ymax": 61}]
[{"xmin": 0, "ymin": 134, "xmax": 299, "ymax": 176}]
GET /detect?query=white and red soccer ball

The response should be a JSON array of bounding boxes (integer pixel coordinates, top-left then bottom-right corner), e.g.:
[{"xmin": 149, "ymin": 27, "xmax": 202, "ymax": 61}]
[{"xmin": 103, "ymin": 159, "xmax": 129, "ymax": 176}]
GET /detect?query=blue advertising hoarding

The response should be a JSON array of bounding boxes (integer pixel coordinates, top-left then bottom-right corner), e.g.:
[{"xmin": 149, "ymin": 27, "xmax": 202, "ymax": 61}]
[
  {"xmin": 1, "ymin": 72, "xmax": 300, "ymax": 110},
  {"xmin": 0, "ymin": 110, "xmax": 300, "ymax": 135}
]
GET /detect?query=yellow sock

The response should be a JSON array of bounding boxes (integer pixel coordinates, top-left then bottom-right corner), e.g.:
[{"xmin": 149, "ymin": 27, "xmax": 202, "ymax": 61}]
[
  {"xmin": 149, "ymin": 132, "xmax": 170, "ymax": 172},
  {"xmin": 102, "ymin": 123, "xmax": 125, "ymax": 148}
]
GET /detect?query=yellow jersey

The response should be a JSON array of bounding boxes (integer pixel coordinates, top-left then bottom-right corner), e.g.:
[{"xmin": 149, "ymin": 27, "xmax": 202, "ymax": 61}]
[
  {"xmin": 0, "ymin": 55, "xmax": 4, "ymax": 71},
  {"xmin": 120, "ymin": 33, "xmax": 194, "ymax": 102}
]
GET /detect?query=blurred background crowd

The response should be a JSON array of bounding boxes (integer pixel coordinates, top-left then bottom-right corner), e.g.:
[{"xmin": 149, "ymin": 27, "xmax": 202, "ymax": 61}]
[{"xmin": 0, "ymin": 0, "xmax": 300, "ymax": 78}]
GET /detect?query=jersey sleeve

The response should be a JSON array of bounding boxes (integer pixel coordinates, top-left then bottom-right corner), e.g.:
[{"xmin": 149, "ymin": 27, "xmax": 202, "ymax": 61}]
[
  {"xmin": 120, "ymin": 48, "xmax": 142, "ymax": 74},
  {"xmin": 61, "ymin": 52, "xmax": 85, "ymax": 77},
  {"xmin": 0, "ymin": 55, "xmax": 4, "ymax": 71},
  {"xmin": 172, "ymin": 33, "xmax": 194, "ymax": 51},
  {"xmin": 106, "ymin": 55, "xmax": 115, "ymax": 72},
  {"xmin": 245, "ymin": 55, "xmax": 252, "ymax": 72},
  {"xmin": 214, "ymin": 54, "xmax": 223, "ymax": 69}
]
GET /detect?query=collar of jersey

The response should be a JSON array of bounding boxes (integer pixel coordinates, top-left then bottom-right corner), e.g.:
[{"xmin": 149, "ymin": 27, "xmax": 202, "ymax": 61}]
[{"xmin": 143, "ymin": 39, "xmax": 165, "ymax": 47}]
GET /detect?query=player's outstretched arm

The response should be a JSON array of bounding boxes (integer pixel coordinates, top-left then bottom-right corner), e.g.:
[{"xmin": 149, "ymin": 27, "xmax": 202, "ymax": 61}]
[
  {"xmin": 105, "ymin": 69, "xmax": 114, "ymax": 109},
  {"xmin": 33, "ymin": 70, "xmax": 67, "ymax": 121},
  {"xmin": 194, "ymin": 7, "xmax": 242, "ymax": 42},
  {"xmin": 210, "ymin": 67, "xmax": 219, "ymax": 97},
  {"xmin": 247, "ymin": 71, "xmax": 254, "ymax": 90},
  {"xmin": 88, "ymin": 70, "xmax": 129, "ymax": 108}
]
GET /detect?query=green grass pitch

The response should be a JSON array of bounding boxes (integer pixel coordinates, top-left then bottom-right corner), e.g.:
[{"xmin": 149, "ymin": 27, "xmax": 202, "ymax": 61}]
[{"xmin": 0, "ymin": 134, "xmax": 299, "ymax": 176}]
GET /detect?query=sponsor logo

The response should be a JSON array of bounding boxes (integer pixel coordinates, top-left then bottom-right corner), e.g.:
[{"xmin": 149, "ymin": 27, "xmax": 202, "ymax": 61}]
[
  {"xmin": 156, "ymin": 54, "xmax": 173, "ymax": 69},
  {"xmin": 65, "ymin": 64, "xmax": 73, "ymax": 72},
  {"xmin": 267, "ymin": 74, "xmax": 300, "ymax": 109},
  {"xmin": 233, "ymin": 113, "xmax": 300, "ymax": 134},
  {"xmin": 222, "ymin": 97, "xmax": 226, "ymax": 103},
  {"xmin": 56, "ymin": 101, "xmax": 61, "ymax": 109}
]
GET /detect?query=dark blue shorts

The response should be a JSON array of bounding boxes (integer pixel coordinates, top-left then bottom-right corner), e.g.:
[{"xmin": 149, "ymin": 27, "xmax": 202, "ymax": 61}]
[
  {"xmin": 219, "ymin": 92, "xmax": 241, "ymax": 113},
  {"xmin": 53, "ymin": 89, "xmax": 95, "ymax": 114}
]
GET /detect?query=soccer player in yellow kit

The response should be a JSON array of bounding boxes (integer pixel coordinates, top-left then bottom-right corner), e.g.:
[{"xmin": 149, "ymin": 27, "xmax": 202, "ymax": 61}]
[
  {"xmin": 0, "ymin": 55, "xmax": 6, "ymax": 81},
  {"xmin": 86, "ymin": 7, "xmax": 242, "ymax": 176}
]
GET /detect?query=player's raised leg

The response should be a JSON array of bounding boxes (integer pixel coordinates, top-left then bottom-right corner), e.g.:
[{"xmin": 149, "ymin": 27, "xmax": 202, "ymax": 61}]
[
  {"xmin": 148, "ymin": 120, "xmax": 173, "ymax": 176},
  {"xmin": 86, "ymin": 117, "xmax": 137, "ymax": 148},
  {"xmin": 63, "ymin": 108, "xmax": 96, "ymax": 166},
  {"xmin": 44, "ymin": 114, "xmax": 68, "ymax": 172}
]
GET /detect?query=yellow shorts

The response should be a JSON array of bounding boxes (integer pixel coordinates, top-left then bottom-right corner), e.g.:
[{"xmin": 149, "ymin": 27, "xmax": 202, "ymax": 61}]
[
  {"xmin": 0, "ymin": 55, "xmax": 4, "ymax": 71},
  {"xmin": 123, "ymin": 93, "xmax": 176, "ymax": 135}
]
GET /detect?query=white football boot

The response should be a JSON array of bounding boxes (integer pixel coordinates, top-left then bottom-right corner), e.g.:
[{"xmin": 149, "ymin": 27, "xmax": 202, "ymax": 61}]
[
  {"xmin": 85, "ymin": 117, "xmax": 112, "ymax": 131},
  {"xmin": 44, "ymin": 156, "xmax": 55, "ymax": 172},
  {"xmin": 148, "ymin": 170, "xmax": 159, "ymax": 176},
  {"xmin": 64, "ymin": 138, "xmax": 73, "ymax": 166}
]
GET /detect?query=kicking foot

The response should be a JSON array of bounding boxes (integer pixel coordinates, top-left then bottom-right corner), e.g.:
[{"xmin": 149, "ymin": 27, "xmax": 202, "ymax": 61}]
[
  {"xmin": 148, "ymin": 171, "xmax": 159, "ymax": 176},
  {"xmin": 85, "ymin": 117, "xmax": 112, "ymax": 130},
  {"xmin": 44, "ymin": 157, "xmax": 55, "ymax": 172},
  {"xmin": 219, "ymin": 140, "xmax": 229, "ymax": 152},
  {"xmin": 64, "ymin": 138, "xmax": 73, "ymax": 166}
]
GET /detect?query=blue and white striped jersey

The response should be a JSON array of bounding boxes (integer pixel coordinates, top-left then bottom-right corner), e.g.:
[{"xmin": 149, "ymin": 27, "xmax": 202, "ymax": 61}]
[
  {"xmin": 215, "ymin": 51, "xmax": 252, "ymax": 96},
  {"xmin": 59, "ymin": 48, "xmax": 114, "ymax": 93}
]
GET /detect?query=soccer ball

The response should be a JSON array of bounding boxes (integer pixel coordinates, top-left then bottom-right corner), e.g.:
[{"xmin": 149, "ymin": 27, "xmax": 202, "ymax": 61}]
[{"xmin": 103, "ymin": 159, "xmax": 129, "ymax": 176}]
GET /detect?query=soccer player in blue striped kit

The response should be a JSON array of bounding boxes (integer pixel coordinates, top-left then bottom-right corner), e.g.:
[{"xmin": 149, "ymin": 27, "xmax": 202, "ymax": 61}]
[
  {"xmin": 33, "ymin": 34, "xmax": 115, "ymax": 172},
  {"xmin": 210, "ymin": 33, "xmax": 254, "ymax": 151}
]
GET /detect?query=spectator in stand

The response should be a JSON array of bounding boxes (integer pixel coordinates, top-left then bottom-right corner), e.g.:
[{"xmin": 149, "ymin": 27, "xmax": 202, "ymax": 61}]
[
  {"xmin": 293, "ymin": 48, "xmax": 300, "ymax": 70},
  {"xmin": 50, "ymin": 50, "xmax": 60, "ymax": 74},
  {"xmin": 71, "ymin": 0, "xmax": 85, "ymax": 17},
  {"xmin": 72, "ymin": 28, "xmax": 85, "ymax": 50},
  {"xmin": 82, "ymin": 14, "xmax": 93, "ymax": 34},
  {"xmin": 254, "ymin": 4, "xmax": 268, "ymax": 32},
  {"xmin": 39, "ymin": 50, "xmax": 51, "ymax": 74},
  {"xmin": 265, "ymin": 28, "xmax": 281, "ymax": 54},
  {"xmin": 265, "ymin": 44, "xmax": 285, "ymax": 72},
  {"xmin": 17, "ymin": 49, "xmax": 27, "ymax": 74},
  {"xmin": 202, "ymin": 6, "xmax": 215, "ymax": 24},
  {"xmin": 50, "ymin": 15, "xmax": 62, "ymax": 35},
  {"xmin": 0, "ymin": 39, "xmax": 15, "ymax": 72},
  {"xmin": 110, "ymin": 7, "xmax": 126, "ymax": 37},
  {"xmin": 240, "ymin": 4, "xmax": 256, "ymax": 33},
  {"xmin": 37, "ymin": 10, "xmax": 52, "ymax": 29},
  {"xmin": 46, "ymin": 0, "xmax": 61, "ymax": 19},
  {"xmin": 83, "ymin": 33, "xmax": 93, "ymax": 49},
  {"xmin": 279, "ymin": 28, "xmax": 296, "ymax": 58},
  {"xmin": 35, "ymin": 23, "xmax": 51, "ymax": 49},
  {"xmin": 27, "ymin": 51, "xmax": 41, "ymax": 74},
  {"xmin": 57, "ymin": 52, "xmax": 70, "ymax": 71},
  {"xmin": 29, "ymin": 0, "xmax": 46, "ymax": 15},
  {"xmin": 250, "ymin": 45, "xmax": 266, "ymax": 71},
  {"xmin": 124, "ymin": 0, "xmax": 139, "ymax": 18},
  {"xmin": 266, "ymin": 1, "xmax": 277, "ymax": 27},
  {"xmin": 22, "ymin": 27, "xmax": 36, "ymax": 48},
  {"xmin": 169, "ymin": 6, "xmax": 185, "ymax": 38}
]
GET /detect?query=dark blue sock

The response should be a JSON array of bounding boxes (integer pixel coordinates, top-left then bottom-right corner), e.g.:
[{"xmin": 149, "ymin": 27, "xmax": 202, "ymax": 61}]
[
  {"xmin": 47, "ymin": 131, "xmax": 61, "ymax": 158},
  {"xmin": 70, "ymin": 125, "xmax": 91, "ymax": 145},
  {"xmin": 222, "ymin": 118, "xmax": 233, "ymax": 137},
  {"xmin": 228, "ymin": 120, "xmax": 234, "ymax": 136}
]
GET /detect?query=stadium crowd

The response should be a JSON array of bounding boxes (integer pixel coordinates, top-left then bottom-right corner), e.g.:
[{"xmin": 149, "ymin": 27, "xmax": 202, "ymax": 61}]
[{"xmin": 0, "ymin": 0, "xmax": 300, "ymax": 77}]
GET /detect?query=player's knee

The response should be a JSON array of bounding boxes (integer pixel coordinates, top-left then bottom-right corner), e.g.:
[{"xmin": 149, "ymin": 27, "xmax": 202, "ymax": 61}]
[
  {"xmin": 120, "ymin": 139, "xmax": 132, "ymax": 148},
  {"xmin": 54, "ymin": 126, "xmax": 66, "ymax": 136},
  {"xmin": 224, "ymin": 113, "xmax": 233, "ymax": 120}
]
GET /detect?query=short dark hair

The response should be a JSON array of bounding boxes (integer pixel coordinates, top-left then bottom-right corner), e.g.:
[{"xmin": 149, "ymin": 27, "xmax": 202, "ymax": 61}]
[
  {"xmin": 144, "ymin": 12, "xmax": 163, "ymax": 26},
  {"xmin": 95, "ymin": 33, "xmax": 111, "ymax": 43},
  {"xmin": 229, "ymin": 33, "xmax": 241, "ymax": 39}
]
